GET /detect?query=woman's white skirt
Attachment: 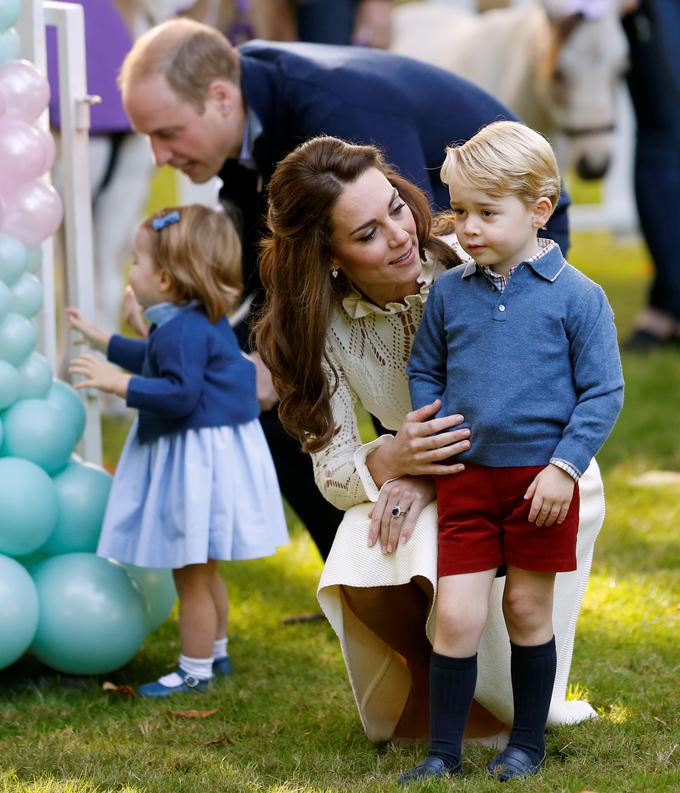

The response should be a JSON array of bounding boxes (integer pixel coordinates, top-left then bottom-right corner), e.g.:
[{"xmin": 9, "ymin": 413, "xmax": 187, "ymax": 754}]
[
  {"xmin": 98, "ymin": 418, "xmax": 289, "ymax": 569},
  {"xmin": 317, "ymin": 459, "xmax": 605, "ymax": 742}
]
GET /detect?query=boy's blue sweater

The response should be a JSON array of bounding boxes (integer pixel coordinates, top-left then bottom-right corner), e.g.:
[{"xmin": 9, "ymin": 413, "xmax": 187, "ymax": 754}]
[
  {"xmin": 407, "ymin": 246, "xmax": 624, "ymax": 476},
  {"xmin": 107, "ymin": 305, "xmax": 259, "ymax": 443}
]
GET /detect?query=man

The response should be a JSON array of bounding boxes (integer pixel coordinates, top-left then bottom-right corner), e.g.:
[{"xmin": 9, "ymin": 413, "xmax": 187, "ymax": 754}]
[{"xmin": 120, "ymin": 18, "xmax": 571, "ymax": 559}]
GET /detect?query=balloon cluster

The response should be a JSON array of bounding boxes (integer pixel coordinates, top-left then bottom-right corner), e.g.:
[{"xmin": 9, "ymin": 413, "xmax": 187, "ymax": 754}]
[{"xmin": 0, "ymin": 2, "xmax": 176, "ymax": 677}]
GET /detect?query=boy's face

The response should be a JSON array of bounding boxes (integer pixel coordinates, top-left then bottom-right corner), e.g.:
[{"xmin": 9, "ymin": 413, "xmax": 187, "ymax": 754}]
[{"xmin": 448, "ymin": 177, "xmax": 551, "ymax": 275}]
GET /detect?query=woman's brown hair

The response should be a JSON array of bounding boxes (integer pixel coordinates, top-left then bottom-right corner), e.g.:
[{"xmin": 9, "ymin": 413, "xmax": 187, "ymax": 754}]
[
  {"xmin": 255, "ymin": 135, "xmax": 459, "ymax": 453},
  {"xmin": 142, "ymin": 204, "xmax": 242, "ymax": 322}
]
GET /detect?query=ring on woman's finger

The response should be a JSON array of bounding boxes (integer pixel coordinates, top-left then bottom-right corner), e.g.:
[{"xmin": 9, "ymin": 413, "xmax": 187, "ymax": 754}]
[{"xmin": 391, "ymin": 505, "xmax": 409, "ymax": 519}]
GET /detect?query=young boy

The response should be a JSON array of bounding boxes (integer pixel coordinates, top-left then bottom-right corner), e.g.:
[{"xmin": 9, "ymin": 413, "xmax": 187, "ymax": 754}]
[{"xmin": 401, "ymin": 121, "xmax": 624, "ymax": 783}]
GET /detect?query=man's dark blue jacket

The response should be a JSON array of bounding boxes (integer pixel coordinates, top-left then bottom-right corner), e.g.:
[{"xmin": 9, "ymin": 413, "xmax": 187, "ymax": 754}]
[{"xmin": 218, "ymin": 41, "xmax": 571, "ymax": 326}]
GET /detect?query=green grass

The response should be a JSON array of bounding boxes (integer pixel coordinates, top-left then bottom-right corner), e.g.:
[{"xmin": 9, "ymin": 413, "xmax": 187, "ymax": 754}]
[{"xmin": 1, "ymin": 229, "xmax": 679, "ymax": 792}]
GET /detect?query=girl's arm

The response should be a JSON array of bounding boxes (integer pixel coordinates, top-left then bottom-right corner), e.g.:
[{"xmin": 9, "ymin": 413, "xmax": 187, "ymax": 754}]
[
  {"xmin": 123, "ymin": 319, "xmax": 208, "ymax": 418},
  {"xmin": 69, "ymin": 354, "xmax": 131, "ymax": 398},
  {"xmin": 66, "ymin": 307, "xmax": 111, "ymax": 353}
]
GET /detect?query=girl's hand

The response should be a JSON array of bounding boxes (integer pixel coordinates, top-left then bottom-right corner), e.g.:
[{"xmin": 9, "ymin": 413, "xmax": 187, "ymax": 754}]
[
  {"xmin": 69, "ymin": 354, "xmax": 131, "ymax": 398},
  {"xmin": 66, "ymin": 307, "xmax": 111, "ymax": 353},
  {"xmin": 368, "ymin": 400, "xmax": 470, "ymax": 485},
  {"xmin": 122, "ymin": 286, "xmax": 149, "ymax": 338},
  {"xmin": 367, "ymin": 475, "xmax": 435, "ymax": 554},
  {"xmin": 524, "ymin": 464, "xmax": 575, "ymax": 527}
]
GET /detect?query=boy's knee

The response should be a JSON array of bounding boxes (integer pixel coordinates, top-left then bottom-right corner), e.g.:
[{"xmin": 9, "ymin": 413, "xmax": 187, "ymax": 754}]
[{"xmin": 502, "ymin": 588, "xmax": 550, "ymax": 635}]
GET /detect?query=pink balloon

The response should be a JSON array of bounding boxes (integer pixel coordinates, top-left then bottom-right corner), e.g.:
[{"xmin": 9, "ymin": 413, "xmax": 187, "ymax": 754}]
[
  {"xmin": 1, "ymin": 181, "xmax": 63, "ymax": 246},
  {"xmin": 0, "ymin": 60, "xmax": 50, "ymax": 123},
  {"xmin": 0, "ymin": 120, "xmax": 55, "ymax": 189}
]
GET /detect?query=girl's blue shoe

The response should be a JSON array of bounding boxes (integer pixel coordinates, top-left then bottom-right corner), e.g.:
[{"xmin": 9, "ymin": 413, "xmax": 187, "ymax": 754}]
[
  {"xmin": 138, "ymin": 668, "xmax": 212, "ymax": 698},
  {"xmin": 213, "ymin": 655, "xmax": 233, "ymax": 677}
]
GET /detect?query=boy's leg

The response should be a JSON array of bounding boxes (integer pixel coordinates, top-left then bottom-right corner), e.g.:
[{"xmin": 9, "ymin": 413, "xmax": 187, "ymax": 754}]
[
  {"xmin": 399, "ymin": 569, "xmax": 497, "ymax": 782},
  {"xmin": 489, "ymin": 567, "xmax": 556, "ymax": 780}
]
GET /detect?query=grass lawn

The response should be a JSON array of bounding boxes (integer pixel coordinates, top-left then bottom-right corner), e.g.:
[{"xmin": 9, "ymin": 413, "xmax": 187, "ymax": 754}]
[{"xmin": 1, "ymin": 227, "xmax": 678, "ymax": 792}]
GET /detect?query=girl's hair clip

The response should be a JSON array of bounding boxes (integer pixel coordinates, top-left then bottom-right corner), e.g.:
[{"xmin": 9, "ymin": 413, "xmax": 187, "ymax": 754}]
[{"xmin": 151, "ymin": 210, "xmax": 181, "ymax": 231}]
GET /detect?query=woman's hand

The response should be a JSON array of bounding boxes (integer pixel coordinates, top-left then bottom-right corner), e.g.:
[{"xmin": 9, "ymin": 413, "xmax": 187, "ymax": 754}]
[
  {"xmin": 367, "ymin": 475, "xmax": 435, "ymax": 554},
  {"xmin": 66, "ymin": 307, "xmax": 111, "ymax": 353},
  {"xmin": 69, "ymin": 354, "xmax": 131, "ymax": 399},
  {"xmin": 524, "ymin": 464, "xmax": 575, "ymax": 527},
  {"xmin": 367, "ymin": 400, "xmax": 470, "ymax": 486}
]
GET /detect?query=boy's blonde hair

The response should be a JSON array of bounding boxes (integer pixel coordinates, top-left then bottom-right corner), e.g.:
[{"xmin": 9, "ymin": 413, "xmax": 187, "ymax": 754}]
[
  {"xmin": 141, "ymin": 205, "xmax": 242, "ymax": 322},
  {"xmin": 441, "ymin": 121, "xmax": 561, "ymax": 209},
  {"xmin": 119, "ymin": 19, "xmax": 240, "ymax": 112}
]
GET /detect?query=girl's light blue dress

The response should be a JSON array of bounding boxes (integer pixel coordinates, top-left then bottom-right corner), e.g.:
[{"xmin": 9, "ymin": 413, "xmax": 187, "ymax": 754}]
[{"xmin": 97, "ymin": 303, "xmax": 289, "ymax": 569}]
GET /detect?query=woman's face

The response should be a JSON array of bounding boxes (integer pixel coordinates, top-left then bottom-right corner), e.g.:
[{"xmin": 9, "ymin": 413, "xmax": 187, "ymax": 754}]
[{"xmin": 329, "ymin": 167, "xmax": 420, "ymax": 307}]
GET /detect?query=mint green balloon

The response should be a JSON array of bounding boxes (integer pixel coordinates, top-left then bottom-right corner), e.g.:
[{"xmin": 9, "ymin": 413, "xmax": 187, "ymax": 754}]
[
  {"xmin": 46, "ymin": 380, "xmax": 86, "ymax": 444},
  {"xmin": 40, "ymin": 461, "xmax": 112, "ymax": 555},
  {"xmin": 0, "ymin": 28, "xmax": 20, "ymax": 64},
  {"xmin": 0, "ymin": 280, "xmax": 10, "ymax": 318},
  {"xmin": 31, "ymin": 553, "xmax": 148, "ymax": 674},
  {"xmin": 0, "ymin": 234, "xmax": 26, "ymax": 286},
  {"xmin": 25, "ymin": 245, "xmax": 42, "ymax": 274},
  {"xmin": 1, "ymin": 398, "xmax": 75, "ymax": 474},
  {"xmin": 16, "ymin": 351, "xmax": 52, "ymax": 398},
  {"xmin": 0, "ymin": 358, "xmax": 18, "ymax": 408},
  {"xmin": 0, "ymin": 554, "xmax": 39, "ymax": 670},
  {"xmin": 0, "ymin": 312, "xmax": 37, "ymax": 366},
  {"xmin": 0, "ymin": 457, "xmax": 58, "ymax": 556},
  {"xmin": 0, "ymin": 1, "xmax": 21, "ymax": 33},
  {"xmin": 10, "ymin": 273, "xmax": 43, "ymax": 318},
  {"xmin": 123, "ymin": 565, "xmax": 177, "ymax": 633}
]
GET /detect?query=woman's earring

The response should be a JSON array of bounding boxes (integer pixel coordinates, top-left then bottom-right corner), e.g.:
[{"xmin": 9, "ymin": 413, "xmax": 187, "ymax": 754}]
[{"xmin": 331, "ymin": 266, "xmax": 339, "ymax": 278}]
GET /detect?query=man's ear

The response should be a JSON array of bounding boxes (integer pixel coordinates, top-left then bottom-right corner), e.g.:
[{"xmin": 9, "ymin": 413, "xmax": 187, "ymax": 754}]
[
  {"xmin": 533, "ymin": 196, "xmax": 554, "ymax": 229},
  {"xmin": 207, "ymin": 79, "xmax": 240, "ymax": 116}
]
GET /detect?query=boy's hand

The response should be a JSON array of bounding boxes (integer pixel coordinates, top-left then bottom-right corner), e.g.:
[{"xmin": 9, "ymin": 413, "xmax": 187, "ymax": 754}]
[
  {"xmin": 69, "ymin": 354, "xmax": 131, "ymax": 398},
  {"xmin": 66, "ymin": 307, "xmax": 111, "ymax": 353},
  {"xmin": 525, "ymin": 464, "xmax": 575, "ymax": 527}
]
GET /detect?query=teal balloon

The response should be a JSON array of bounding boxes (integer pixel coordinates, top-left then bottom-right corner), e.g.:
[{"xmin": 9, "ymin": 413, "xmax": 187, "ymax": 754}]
[
  {"xmin": 46, "ymin": 380, "xmax": 86, "ymax": 445},
  {"xmin": 0, "ymin": 457, "xmax": 58, "ymax": 556},
  {"xmin": 16, "ymin": 351, "xmax": 52, "ymax": 398},
  {"xmin": 0, "ymin": 312, "xmax": 37, "ymax": 366},
  {"xmin": 31, "ymin": 553, "xmax": 148, "ymax": 674},
  {"xmin": 0, "ymin": 358, "xmax": 18, "ymax": 408},
  {"xmin": 123, "ymin": 565, "xmax": 177, "ymax": 633},
  {"xmin": 25, "ymin": 245, "xmax": 42, "ymax": 274},
  {"xmin": 1, "ymin": 398, "xmax": 75, "ymax": 474},
  {"xmin": 0, "ymin": 1, "xmax": 21, "ymax": 33},
  {"xmin": 0, "ymin": 28, "xmax": 20, "ymax": 64},
  {"xmin": 14, "ymin": 547, "xmax": 49, "ymax": 573},
  {"xmin": 40, "ymin": 460, "xmax": 112, "ymax": 555},
  {"xmin": 0, "ymin": 280, "xmax": 10, "ymax": 318},
  {"xmin": 0, "ymin": 234, "xmax": 27, "ymax": 286},
  {"xmin": 0, "ymin": 554, "xmax": 39, "ymax": 670},
  {"xmin": 10, "ymin": 273, "xmax": 43, "ymax": 318}
]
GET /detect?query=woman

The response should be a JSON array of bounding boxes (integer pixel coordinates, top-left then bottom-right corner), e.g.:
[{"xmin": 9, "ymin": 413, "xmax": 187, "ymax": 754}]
[{"xmin": 256, "ymin": 136, "xmax": 604, "ymax": 742}]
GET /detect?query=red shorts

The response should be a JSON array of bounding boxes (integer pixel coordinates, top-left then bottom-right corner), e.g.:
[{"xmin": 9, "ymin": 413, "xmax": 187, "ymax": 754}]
[{"xmin": 435, "ymin": 464, "xmax": 579, "ymax": 577}]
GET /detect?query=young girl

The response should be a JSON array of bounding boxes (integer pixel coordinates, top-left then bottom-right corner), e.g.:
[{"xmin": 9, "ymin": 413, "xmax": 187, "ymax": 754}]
[{"xmin": 68, "ymin": 205, "xmax": 288, "ymax": 697}]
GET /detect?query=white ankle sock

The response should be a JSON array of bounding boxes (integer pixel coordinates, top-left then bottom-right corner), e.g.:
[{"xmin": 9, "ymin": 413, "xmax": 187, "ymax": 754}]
[
  {"xmin": 213, "ymin": 638, "xmax": 228, "ymax": 659},
  {"xmin": 178, "ymin": 654, "xmax": 213, "ymax": 680}
]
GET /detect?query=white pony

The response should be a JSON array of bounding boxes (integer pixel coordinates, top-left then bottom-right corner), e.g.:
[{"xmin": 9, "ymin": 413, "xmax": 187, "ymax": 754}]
[{"xmin": 392, "ymin": 0, "xmax": 629, "ymax": 180}]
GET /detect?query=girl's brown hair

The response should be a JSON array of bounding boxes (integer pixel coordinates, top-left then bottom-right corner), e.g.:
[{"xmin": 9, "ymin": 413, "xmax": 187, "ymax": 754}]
[
  {"xmin": 142, "ymin": 204, "xmax": 242, "ymax": 322},
  {"xmin": 255, "ymin": 135, "xmax": 459, "ymax": 453}
]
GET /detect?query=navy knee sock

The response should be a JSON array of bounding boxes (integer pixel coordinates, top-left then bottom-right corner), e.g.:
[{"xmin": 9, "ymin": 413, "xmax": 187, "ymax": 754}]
[
  {"xmin": 428, "ymin": 651, "xmax": 477, "ymax": 769},
  {"xmin": 507, "ymin": 637, "xmax": 557, "ymax": 762}
]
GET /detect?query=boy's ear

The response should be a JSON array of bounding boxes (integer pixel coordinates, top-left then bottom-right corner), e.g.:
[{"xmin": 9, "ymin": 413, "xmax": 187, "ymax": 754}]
[{"xmin": 532, "ymin": 197, "xmax": 554, "ymax": 229}]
